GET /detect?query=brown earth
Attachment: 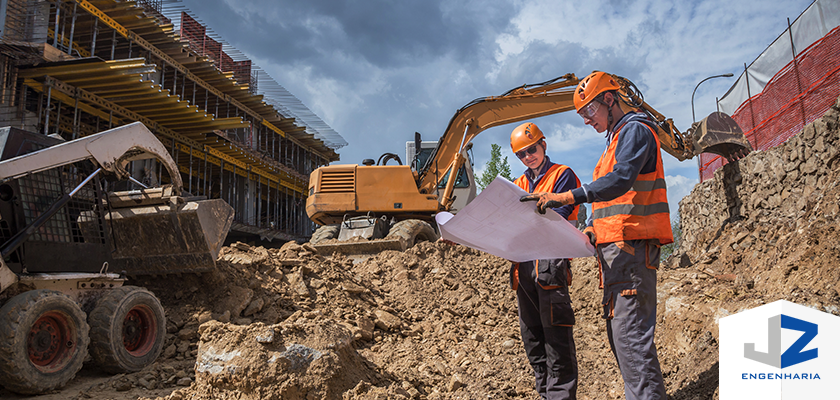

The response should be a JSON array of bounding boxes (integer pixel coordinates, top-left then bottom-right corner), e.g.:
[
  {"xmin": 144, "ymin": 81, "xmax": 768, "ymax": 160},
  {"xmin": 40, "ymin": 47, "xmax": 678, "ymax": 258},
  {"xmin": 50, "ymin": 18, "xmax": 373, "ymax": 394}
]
[{"xmin": 2, "ymin": 97, "xmax": 839, "ymax": 400}]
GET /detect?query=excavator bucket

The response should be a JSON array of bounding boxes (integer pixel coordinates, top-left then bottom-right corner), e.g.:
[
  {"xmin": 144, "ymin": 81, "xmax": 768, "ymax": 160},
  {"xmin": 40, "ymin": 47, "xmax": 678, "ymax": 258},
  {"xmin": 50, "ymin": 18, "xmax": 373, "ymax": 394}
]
[{"xmin": 691, "ymin": 112, "xmax": 753, "ymax": 162}]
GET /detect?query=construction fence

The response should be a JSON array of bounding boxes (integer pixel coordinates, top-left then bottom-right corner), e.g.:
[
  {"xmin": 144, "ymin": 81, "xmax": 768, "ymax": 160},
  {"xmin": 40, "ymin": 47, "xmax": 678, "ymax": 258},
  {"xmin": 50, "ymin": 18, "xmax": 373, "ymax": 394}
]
[{"xmin": 701, "ymin": 0, "xmax": 840, "ymax": 181}]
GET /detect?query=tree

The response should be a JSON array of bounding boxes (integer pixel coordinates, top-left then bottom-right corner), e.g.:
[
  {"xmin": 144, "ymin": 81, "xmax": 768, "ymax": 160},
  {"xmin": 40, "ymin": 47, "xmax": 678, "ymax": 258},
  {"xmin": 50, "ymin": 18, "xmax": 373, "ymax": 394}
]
[
  {"xmin": 477, "ymin": 143, "xmax": 512, "ymax": 190},
  {"xmin": 660, "ymin": 215, "xmax": 682, "ymax": 261}
]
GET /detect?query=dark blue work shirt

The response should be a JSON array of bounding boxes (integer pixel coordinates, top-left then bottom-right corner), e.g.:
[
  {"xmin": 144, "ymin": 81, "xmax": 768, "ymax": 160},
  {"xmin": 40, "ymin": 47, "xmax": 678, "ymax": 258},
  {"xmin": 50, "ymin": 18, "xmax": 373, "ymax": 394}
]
[{"xmin": 522, "ymin": 156, "xmax": 579, "ymax": 220}]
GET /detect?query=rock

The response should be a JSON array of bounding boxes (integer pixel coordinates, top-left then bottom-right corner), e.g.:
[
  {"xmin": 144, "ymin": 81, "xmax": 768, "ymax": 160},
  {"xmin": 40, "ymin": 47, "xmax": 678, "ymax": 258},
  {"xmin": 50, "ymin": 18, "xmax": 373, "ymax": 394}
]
[
  {"xmin": 374, "ymin": 309, "xmax": 402, "ymax": 331},
  {"xmin": 280, "ymin": 241, "xmax": 302, "ymax": 252},
  {"xmin": 216, "ymin": 310, "xmax": 231, "ymax": 324},
  {"xmin": 301, "ymin": 243, "xmax": 319, "ymax": 254},
  {"xmin": 357, "ymin": 316, "xmax": 375, "ymax": 340},
  {"xmin": 223, "ymin": 252, "xmax": 253, "ymax": 266},
  {"xmin": 447, "ymin": 374, "xmax": 464, "ymax": 392},
  {"xmin": 243, "ymin": 296, "xmax": 265, "ymax": 317},
  {"xmin": 176, "ymin": 340, "xmax": 191, "ymax": 354},
  {"xmin": 163, "ymin": 344, "xmax": 177, "ymax": 359},
  {"xmin": 113, "ymin": 378, "xmax": 132, "ymax": 391},
  {"xmin": 193, "ymin": 313, "xmax": 211, "ymax": 327},
  {"xmin": 342, "ymin": 282, "xmax": 367, "ymax": 294},
  {"xmin": 394, "ymin": 270, "xmax": 410, "ymax": 281},
  {"xmin": 218, "ymin": 286, "xmax": 254, "ymax": 317},
  {"xmin": 177, "ymin": 377, "xmax": 192, "ymax": 387},
  {"xmin": 231, "ymin": 241, "xmax": 251, "ymax": 251},
  {"xmin": 178, "ymin": 326, "xmax": 198, "ymax": 341},
  {"xmin": 290, "ymin": 268, "xmax": 311, "ymax": 298},
  {"xmin": 138, "ymin": 377, "xmax": 156, "ymax": 390},
  {"xmin": 256, "ymin": 327, "xmax": 276, "ymax": 344}
]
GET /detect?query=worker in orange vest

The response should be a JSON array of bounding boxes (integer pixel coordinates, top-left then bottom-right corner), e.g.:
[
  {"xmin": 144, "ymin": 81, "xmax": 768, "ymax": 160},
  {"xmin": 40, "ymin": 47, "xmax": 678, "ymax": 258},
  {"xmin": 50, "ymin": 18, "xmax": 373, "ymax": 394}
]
[
  {"xmin": 521, "ymin": 72, "xmax": 673, "ymax": 400},
  {"xmin": 509, "ymin": 122, "xmax": 581, "ymax": 400}
]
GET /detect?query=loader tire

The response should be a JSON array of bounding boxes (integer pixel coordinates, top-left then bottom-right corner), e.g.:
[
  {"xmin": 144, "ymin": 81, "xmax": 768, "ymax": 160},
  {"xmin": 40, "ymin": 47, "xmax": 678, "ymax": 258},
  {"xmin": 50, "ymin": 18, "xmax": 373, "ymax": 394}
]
[
  {"xmin": 310, "ymin": 224, "xmax": 340, "ymax": 244},
  {"xmin": 386, "ymin": 219, "xmax": 439, "ymax": 249},
  {"xmin": 88, "ymin": 286, "xmax": 165, "ymax": 373},
  {"xmin": 0, "ymin": 290, "xmax": 89, "ymax": 395}
]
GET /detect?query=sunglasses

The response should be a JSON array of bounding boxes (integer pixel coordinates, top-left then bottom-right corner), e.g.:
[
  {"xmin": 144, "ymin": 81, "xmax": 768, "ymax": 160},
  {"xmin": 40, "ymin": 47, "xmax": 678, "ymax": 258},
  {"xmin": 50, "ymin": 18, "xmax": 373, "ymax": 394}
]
[
  {"xmin": 516, "ymin": 144, "xmax": 540, "ymax": 159},
  {"xmin": 578, "ymin": 100, "xmax": 601, "ymax": 119}
]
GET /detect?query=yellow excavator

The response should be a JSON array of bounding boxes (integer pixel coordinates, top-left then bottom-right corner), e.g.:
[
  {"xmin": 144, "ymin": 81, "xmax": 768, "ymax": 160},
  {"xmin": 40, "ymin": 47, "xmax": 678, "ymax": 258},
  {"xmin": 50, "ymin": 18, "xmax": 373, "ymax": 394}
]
[{"xmin": 305, "ymin": 73, "xmax": 751, "ymax": 254}]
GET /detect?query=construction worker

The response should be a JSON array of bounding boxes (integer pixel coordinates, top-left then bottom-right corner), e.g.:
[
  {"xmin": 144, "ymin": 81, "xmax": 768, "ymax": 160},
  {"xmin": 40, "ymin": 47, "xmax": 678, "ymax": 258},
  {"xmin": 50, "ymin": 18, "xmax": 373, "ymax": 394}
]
[
  {"xmin": 509, "ymin": 122, "xmax": 581, "ymax": 400},
  {"xmin": 521, "ymin": 72, "xmax": 673, "ymax": 400}
]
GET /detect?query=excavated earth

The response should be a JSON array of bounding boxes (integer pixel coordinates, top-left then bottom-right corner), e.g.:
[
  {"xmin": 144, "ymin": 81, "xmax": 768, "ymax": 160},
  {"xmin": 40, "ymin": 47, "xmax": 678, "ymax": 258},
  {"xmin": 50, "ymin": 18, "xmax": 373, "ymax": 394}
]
[{"xmin": 2, "ymin": 96, "xmax": 840, "ymax": 400}]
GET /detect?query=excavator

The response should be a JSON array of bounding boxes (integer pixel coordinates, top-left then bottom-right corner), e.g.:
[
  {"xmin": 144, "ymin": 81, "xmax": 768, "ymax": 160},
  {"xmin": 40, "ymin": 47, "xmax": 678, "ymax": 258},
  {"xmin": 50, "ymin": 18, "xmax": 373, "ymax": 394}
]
[{"xmin": 305, "ymin": 72, "xmax": 752, "ymax": 255}]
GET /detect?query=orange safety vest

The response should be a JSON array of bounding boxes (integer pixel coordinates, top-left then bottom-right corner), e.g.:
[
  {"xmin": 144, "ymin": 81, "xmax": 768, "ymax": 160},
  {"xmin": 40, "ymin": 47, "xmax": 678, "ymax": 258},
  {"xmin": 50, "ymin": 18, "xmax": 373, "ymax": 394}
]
[
  {"xmin": 514, "ymin": 163, "xmax": 580, "ymax": 222},
  {"xmin": 591, "ymin": 121, "xmax": 673, "ymax": 245}
]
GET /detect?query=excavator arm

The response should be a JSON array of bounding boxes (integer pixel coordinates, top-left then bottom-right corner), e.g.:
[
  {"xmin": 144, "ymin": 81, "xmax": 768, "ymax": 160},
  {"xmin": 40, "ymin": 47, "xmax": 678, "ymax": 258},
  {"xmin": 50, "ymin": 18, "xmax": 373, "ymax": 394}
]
[
  {"xmin": 418, "ymin": 73, "xmax": 751, "ymax": 210},
  {"xmin": 417, "ymin": 74, "xmax": 580, "ymax": 209}
]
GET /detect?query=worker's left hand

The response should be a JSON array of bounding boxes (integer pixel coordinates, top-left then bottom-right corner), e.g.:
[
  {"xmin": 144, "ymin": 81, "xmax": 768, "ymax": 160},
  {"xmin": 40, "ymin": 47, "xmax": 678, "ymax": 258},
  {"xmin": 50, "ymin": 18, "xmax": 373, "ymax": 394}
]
[{"xmin": 519, "ymin": 191, "xmax": 574, "ymax": 214}]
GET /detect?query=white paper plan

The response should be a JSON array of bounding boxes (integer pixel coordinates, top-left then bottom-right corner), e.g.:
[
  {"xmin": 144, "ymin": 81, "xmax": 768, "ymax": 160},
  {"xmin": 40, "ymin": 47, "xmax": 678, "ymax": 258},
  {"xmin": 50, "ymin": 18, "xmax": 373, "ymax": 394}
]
[{"xmin": 435, "ymin": 177, "xmax": 595, "ymax": 262}]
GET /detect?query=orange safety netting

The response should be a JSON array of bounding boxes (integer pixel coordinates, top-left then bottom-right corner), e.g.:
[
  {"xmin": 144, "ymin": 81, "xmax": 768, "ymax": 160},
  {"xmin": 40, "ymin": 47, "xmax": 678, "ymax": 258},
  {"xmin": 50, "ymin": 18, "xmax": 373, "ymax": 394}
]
[{"xmin": 699, "ymin": 25, "xmax": 840, "ymax": 181}]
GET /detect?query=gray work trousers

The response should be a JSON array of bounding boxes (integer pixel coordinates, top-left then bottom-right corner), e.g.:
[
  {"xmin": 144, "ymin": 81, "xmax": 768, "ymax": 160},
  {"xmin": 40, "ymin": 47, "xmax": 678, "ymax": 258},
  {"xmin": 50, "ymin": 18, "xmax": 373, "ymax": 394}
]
[{"xmin": 597, "ymin": 240, "xmax": 666, "ymax": 400}]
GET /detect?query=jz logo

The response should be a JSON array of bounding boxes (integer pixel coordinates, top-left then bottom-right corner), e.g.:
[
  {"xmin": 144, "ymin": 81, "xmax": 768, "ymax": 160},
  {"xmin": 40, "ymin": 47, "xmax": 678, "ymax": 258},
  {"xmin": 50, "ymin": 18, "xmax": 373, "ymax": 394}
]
[{"xmin": 744, "ymin": 314, "xmax": 818, "ymax": 368}]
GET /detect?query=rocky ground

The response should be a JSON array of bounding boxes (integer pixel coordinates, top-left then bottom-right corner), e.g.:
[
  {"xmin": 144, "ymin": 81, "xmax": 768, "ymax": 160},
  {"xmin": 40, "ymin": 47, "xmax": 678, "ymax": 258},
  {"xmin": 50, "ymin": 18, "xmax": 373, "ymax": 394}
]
[{"xmin": 2, "ymin": 98, "xmax": 839, "ymax": 400}]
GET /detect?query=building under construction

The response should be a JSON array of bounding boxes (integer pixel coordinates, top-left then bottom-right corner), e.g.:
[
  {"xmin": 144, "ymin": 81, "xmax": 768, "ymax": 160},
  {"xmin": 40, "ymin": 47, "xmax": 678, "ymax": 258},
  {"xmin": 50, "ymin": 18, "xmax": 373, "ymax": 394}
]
[{"xmin": 0, "ymin": 0, "xmax": 345, "ymax": 242}]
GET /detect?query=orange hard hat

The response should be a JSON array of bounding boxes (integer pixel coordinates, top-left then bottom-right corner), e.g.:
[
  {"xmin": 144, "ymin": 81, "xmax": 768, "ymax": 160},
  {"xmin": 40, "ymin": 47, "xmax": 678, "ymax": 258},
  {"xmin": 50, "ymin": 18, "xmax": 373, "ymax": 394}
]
[
  {"xmin": 574, "ymin": 71, "xmax": 621, "ymax": 111},
  {"xmin": 510, "ymin": 122, "xmax": 545, "ymax": 153}
]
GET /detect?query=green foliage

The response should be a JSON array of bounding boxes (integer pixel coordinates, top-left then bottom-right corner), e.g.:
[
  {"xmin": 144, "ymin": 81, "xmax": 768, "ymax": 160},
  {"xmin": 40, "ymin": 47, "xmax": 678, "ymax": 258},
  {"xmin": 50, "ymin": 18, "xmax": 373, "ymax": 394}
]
[
  {"xmin": 477, "ymin": 143, "xmax": 513, "ymax": 191},
  {"xmin": 660, "ymin": 216, "xmax": 682, "ymax": 261}
]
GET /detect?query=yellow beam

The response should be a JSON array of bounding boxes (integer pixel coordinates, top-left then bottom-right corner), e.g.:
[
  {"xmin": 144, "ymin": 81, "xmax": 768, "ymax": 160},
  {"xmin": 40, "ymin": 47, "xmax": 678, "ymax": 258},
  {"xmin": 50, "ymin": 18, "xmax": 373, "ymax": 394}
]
[{"xmin": 32, "ymin": 75, "xmax": 307, "ymax": 194}]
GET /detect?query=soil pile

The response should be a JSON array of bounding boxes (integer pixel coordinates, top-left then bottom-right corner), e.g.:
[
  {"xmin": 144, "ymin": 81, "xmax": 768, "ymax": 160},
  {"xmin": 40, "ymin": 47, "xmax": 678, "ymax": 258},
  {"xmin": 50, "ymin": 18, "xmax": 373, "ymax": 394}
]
[{"xmin": 3, "ymin": 97, "xmax": 839, "ymax": 400}]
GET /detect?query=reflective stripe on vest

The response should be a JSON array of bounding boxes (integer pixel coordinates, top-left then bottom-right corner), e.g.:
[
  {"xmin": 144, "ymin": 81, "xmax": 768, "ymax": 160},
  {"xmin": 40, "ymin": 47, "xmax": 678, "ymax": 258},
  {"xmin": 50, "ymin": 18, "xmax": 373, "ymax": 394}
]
[
  {"xmin": 591, "ymin": 121, "xmax": 673, "ymax": 245},
  {"xmin": 514, "ymin": 163, "xmax": 581, "ymax": 222}
]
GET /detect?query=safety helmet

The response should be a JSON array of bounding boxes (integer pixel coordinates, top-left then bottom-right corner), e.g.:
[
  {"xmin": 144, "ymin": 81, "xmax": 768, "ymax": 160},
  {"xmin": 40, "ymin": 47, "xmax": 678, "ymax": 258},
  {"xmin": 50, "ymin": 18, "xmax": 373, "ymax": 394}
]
[
  {"xmin": 574, "ymin": 71, "xmax": 621, "ymax": 111},
  {"xmin": 510, "ymin": 122, "xmax": 545, "ymax": 153}
]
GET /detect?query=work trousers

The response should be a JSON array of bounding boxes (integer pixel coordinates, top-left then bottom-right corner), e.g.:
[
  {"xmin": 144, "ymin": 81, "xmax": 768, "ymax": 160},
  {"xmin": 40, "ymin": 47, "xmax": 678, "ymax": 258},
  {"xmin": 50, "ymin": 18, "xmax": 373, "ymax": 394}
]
[
  {"xmin": 597, "ymin": 240, "xmax": 666, "ymax": 400},
  {"xmin": 512, "ymin": 259, "xmax": 578, "ymax": 400}
]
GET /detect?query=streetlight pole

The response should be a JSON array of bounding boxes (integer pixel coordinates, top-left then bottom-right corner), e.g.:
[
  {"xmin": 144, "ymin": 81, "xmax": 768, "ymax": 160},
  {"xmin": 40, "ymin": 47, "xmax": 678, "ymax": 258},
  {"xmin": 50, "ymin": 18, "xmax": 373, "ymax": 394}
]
[
  {"xmin": 691, "ymin": 73, "xmax": 734, "ymax": 182},
  {"xmin": 691, "ymin": 73, "xmax": 734, "ymax": 123}
]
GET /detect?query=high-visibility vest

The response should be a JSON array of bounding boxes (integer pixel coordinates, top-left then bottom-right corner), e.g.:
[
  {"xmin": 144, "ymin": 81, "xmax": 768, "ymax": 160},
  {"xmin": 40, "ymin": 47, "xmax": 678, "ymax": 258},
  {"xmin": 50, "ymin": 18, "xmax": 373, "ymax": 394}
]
[
  {"xmin": 514, "ymin": 163, "xmax": 580, "ymax": 222},
  {"xmin": 591, "ymin": 121, "xmax": 673, "ymax": 245}
]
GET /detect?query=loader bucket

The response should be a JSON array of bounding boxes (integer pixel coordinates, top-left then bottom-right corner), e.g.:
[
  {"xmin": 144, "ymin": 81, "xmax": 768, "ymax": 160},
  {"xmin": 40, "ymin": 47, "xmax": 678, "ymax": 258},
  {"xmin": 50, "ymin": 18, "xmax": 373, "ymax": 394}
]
[
  {"xmin": 87, "ymin": 198, "xmax": 234, "ymax": 276},
  {"xmin": 691, "ymin": 112, "xmax": 753, "ymax": 162}
]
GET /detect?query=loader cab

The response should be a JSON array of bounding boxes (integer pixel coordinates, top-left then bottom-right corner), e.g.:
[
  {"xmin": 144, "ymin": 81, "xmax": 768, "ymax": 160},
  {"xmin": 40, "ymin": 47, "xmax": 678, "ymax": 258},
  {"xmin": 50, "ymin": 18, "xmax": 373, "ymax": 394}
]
[{"xmin": 406, "ymin": 141, "xmax": 477, "ymax": 213}]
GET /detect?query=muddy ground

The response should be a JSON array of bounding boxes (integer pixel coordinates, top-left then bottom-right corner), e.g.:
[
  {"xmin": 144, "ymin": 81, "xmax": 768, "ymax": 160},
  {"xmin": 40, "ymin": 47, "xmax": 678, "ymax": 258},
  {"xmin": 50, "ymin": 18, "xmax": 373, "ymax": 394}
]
[{"xmin": 2, "ymin": 100, "xmax": 839, "ymax": 400}]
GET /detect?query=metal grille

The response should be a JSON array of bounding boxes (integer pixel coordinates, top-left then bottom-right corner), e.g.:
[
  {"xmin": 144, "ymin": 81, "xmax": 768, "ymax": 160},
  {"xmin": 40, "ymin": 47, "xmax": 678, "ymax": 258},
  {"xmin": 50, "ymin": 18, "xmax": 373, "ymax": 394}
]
[
  {"xmin": 319, "ymin": 170, "xmax": 355, "ymax": 193},
  {"xmin": 17, "ymin": 164, "xmax": 105, "ymax": 244}
]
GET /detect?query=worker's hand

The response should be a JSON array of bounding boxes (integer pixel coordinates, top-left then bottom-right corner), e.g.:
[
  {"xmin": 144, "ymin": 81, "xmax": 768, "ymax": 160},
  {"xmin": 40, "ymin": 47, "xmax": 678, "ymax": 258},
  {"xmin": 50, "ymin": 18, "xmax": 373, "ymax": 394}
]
[
  {"xmin": 584, "ymin": 226, "xmax": 597, "ymax": 247},
  {"xmin": 519, "ymin": 191, "xmax": 574, "ymax": 214}
]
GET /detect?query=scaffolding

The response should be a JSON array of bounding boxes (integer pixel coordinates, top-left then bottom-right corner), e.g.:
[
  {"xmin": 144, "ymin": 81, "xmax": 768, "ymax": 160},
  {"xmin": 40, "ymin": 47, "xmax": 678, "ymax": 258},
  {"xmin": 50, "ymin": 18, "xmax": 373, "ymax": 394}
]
[{"xmin": 0, "ymin": 0, "xmax": 344, "ymax": 242}]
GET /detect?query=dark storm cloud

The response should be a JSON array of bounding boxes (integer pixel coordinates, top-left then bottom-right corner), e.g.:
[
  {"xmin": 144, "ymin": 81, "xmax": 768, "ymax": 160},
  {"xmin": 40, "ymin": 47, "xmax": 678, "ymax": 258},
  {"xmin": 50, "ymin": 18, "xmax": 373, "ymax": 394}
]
[{"xmin": 180, "ymin": 0, "xmax": 517, "ymax": 75}]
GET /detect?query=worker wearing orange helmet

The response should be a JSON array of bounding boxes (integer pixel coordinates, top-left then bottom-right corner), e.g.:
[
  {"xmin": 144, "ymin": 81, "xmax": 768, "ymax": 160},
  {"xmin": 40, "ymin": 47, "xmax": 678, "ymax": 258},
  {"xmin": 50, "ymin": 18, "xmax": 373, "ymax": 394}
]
[
  {"xmin": 522, "ymin": 72, "xmax": 672, "ymax": 400},
  {"xmin": 509, "ymin": 122, "xmax": 581, "ymax": 400}
]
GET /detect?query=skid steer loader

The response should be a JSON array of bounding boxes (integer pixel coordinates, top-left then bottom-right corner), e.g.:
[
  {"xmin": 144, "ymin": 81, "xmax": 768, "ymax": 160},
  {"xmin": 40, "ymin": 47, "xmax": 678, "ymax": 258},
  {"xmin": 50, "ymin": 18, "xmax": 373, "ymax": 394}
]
[
  {"xmin": 306, "ymin": 72, "xmax": 752, "ymax": 256},
  {"xmin": 0, "ymin": 122, "xmax": 234, "ymax": 394}
]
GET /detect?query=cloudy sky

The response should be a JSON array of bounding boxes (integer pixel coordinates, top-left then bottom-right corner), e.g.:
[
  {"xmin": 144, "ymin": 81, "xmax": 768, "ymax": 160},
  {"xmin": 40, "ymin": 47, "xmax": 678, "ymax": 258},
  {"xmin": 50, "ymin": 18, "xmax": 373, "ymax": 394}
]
[{"xmin": 178, "ymin": 0, "xmax": 813, "ymax": 219}]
